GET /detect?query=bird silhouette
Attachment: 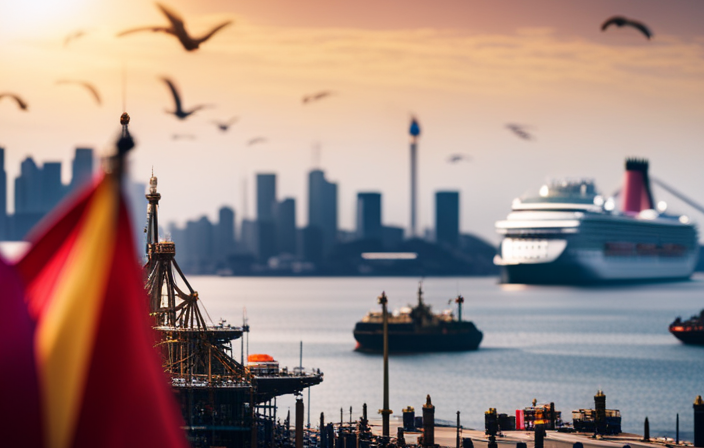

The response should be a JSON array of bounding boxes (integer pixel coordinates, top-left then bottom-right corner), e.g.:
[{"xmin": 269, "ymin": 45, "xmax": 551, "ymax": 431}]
[
  {"xmin": 601, "ymin": 16, "xmax": 652, "ymax": 40},
  {"xmin": 118, "ymin": 3, "xmax": 232, "ymax": 51},
  {"xmin": 302, "ymin": 91, "xmax": 334, "ymax": 104},
  {"xmin": 447, "ymin": 154, "xmax": 471, "ymax": 163},
  {"xmin": 161, "ymin": 77, "xmax": 210, "ymax": 120},
  {"xmin": 213, "ymin": 116, "xmax": 238, "ymax": 132},
  {"xmin": 56, "ymin": 80, "xmax": 101, "ymax": 105},
  {"xmin": 64, "ymin": 30, "xmax": 87, "ymax": 47},
  {"xmin": 247, "ymin": 137, "xmax": 267, "ymax": 147},
  {"xmin": 0, "ymin": 93, "xmax": 28, "ymax": 111},
  {"xmin": 506, "ymin": 124, "xmax": 533, "ymax": 141}
]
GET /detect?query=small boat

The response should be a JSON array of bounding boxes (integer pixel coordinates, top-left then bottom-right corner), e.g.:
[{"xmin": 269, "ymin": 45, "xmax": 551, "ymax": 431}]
[
  {"xmin": 669, "ymin": 310, "xmax": 704, "ymax": 346},
  {"xmin": 353, "ymin": 285, "xmax": 483, "ymax": 353}
]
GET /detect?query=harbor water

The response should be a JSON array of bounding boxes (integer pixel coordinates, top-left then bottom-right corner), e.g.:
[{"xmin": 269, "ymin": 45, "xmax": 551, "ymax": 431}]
[{"xmin": 190, "ymin": 275, "xmax": 704, "ymax": 440}]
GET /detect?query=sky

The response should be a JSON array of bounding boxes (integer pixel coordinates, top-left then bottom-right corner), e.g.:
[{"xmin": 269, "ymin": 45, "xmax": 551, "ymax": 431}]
[{"xmin": 2, "ymin": 0, "xmax": 704, "ymax": 244}]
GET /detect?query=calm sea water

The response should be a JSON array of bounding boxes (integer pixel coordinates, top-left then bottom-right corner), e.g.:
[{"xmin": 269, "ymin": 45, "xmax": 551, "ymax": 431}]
[{"xmin": 188, "ymin": 275, "xmax": 704, "ymax": 440}]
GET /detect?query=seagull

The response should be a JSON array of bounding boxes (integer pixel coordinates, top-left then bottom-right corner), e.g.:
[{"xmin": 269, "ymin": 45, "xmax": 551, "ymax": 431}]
[
  {"xmin": 212, "ymin": 116, "xmax": 238, "ymax": 132},
  {"xmin": 447, "ymin": 154, "xmax": 471, "ymax": 164},
  {"xmin": 601, "ymin": 16, "xmax": 652, "ymax": 40},
  {"xmin": 0, "ymin": 93, "xmax": 28, "ymax": 111},
  {"xmin": 56, "ymin": 80, "xmax": 101, "ymax": 105},
  {"xmin": 302, "ymin": 91, "xmax": 334, "ymax": 104},
  {"xmin": 117, "ymin": 3, "xmax": 232, "ymax": 51},
  {"xmin": 161, "ymin": 77, "xmax": 210, "ymax": 120},
  {"xmin": 64, "ymin": 30, "xmax": 87, "ymax": 47},
  {"xmin": 247, "ymin": 137, "xmax": 267, "ymax": 147},
  {"xmin": 506, "ymin": 123, "xmax": 533, "ymax": 141}
]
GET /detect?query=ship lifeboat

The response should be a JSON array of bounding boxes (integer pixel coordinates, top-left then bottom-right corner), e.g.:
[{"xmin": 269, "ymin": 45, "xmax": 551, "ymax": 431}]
[{"xmin": 247, "ymin": 354, "xmax": 279, "ymax": 375}]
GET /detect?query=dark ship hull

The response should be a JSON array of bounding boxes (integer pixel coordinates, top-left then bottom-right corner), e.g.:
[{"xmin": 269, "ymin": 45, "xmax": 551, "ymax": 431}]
[
  {"xmin": 669, "ymin": 310, "xmax": 704, "ymax": 346},
  {"xmin": 670, "ymin": 330, "xmax": 704, "ymax": 346},
  {"xmin": 353, "ymin": 321, "xmax": 482, "ymax": 353}
]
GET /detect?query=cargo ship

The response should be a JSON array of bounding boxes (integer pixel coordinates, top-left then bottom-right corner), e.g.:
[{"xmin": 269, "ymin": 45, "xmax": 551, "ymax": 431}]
[
  {"xmin": 353, "ymin": 285, "xmax": 483, "ymax": 353},
  {"xmin": 494, "ymin": 159, "xmax": 698, "ymax": 284},
  {"xmin": 669, "ymin": 310, "xmax": 704, "ymax": 346}
]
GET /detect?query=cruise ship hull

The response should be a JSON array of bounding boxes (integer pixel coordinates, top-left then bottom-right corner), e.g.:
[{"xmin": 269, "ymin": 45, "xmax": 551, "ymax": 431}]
[
  {"xmin": 495, "ymin": 214, "xmax": 698, "ymax": 285},
  {"xmin": 500, "ymin": 248, "xmax": 696, "ymax": 284}
]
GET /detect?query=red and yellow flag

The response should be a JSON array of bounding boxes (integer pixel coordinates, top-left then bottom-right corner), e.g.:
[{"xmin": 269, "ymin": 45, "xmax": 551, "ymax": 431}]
[{"xmin": 15, "ymin": 172, "xmax": 188, "ymax": 448}]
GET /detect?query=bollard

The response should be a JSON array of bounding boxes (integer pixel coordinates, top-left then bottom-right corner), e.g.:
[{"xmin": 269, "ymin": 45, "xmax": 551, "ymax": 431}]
[
  {"xmin": 423, "ymin": 395, "xmax": 435, "ymax": 447},
  {"xmin": 516, "ymin": 443, "xmax": 527, "ymax": 448},
  {"xmin": 695, "ymin": 395, "xmax": 704, "ymax": 448},
  {"xmin": 397, "ymin": 427, "xmax": 406, "ymax": 447},
  {"xmin": 456, "ymin": 411, "xmax": 461, "ymax": 448},
  {"xmin": 644, "ymin": 417, "xmax": 650, "ymax": 442},
  {"xmin": 462, "ymin": 438, "xmax": 474, "ymax": 448},
  {"xmin": 573, "ymin": 443, "xmax": 583, "ymax": 448},
  {"xmin": 535, "ymin": 424, "xmax": 545, "ymax": 448},
  {"xmin": 296, "ymin": 397, "xmax": 304, "ymax": 448},
  {"xmin": 403, "ymin": 406, "xmax": 416, "ymax": 431},
  {"xmin": 321, "ymin": 412, "xmax": 326, "ymax": 448}
]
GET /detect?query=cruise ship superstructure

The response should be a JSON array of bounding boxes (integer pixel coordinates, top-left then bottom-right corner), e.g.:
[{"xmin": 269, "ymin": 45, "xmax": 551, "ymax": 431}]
[{"xmin": 494, "ymin": 159, "xmax": 698, "ymax": 284}]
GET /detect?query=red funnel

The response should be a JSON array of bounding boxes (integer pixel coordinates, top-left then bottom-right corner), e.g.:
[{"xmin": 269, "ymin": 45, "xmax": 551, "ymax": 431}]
[{"xmin": 621, "ymin": 159, "xmax": 654, "ymax": 213}]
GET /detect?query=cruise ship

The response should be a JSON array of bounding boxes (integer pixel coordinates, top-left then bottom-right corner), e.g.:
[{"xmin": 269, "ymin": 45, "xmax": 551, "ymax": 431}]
[{"xmin": 494, "ymin": 159, "xmax": 698, "ymax": 284}]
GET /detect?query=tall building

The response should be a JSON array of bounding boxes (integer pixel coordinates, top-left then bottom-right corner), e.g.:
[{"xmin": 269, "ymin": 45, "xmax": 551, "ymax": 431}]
[
  {"xmin": 15, "ymin": 157, "xmax": 42, "ymax": 214},
  {"xmin": 435, "ymin": 191, "xmax": 460, "ymax": 246},
  {"xmin": 256, "ymin": 174, "xmax": 277, "ymax": 261},
  {"xmin": 256, "ymin": 174, "xmax": 277, "ymax": 222},
  {"xmin": 308, "ymin": 169, "xmax": 338, "ymax": 256},
  {"xmin": 184, "ymin": 216, "xmax": 214, "ymax": 272},
  {"xmin": 70, "ymin": 147, "xmax": 94, "ymax": 191},
  {"xmin": 0, "ymin": 148, "xmax": 6, "ymax": 239},
  {"xmin": 215, "ymin": 206, "xmax": 236, "ymax": 261},
  {"xmin": 276, "ymin": 198, "xmax": 296, "ymax": 255},
  {"xmin": 356, "ymin": 192, "xmax": 382, "ymax": 241},
  {"xmin": 40, "ymin": 161, "xmax": 64, "ymax": 212}
]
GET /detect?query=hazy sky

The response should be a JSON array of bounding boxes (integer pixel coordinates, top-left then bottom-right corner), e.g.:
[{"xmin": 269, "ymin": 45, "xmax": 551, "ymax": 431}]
[{"xmin": 2, "ymin": 0, "xmax": 704, "ymax": 243}]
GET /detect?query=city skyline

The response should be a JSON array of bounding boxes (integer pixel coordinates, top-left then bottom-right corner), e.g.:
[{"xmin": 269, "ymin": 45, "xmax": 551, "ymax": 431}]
[{"xmin": 2, "ymin": 1, "xmax": 704, "ymax": 244}]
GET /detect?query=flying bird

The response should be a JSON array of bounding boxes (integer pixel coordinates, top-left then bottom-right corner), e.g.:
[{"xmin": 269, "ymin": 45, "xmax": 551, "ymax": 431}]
[
  {"xmin": 117, "ymin": 3, "xmax": 232, "ymax": 51},
  {"xmin": 302, "ymin": 91, "xmax": 334, "ymax": 104},
  {"xmin": 247, "ymin": 137, "xmax": 267, "ymax": 147},
  {"xmin": 506, "ymin": 123, "xmax": 533, "ymax": 141},
  {"xmin": 56, "ymin": 80, "xmax": 101, "ymax": 106},
  {"xmin": 64, "ymin": 30, "xmax": 87, "ymax": 47},
  {"xmin": 212, "ymin": 116, "xmax": 238, "ymax": 132},
  {"xmin": 601, "ymin": 16, "xmax": 652, "ymax": 40},
  {"xmin": 447, "ymin": 154, "xmax": 471, "ymax": 164},
  {"xmin": 0, "ymin": 93, "xmax": 28, "ymax": 111},
  {"xmin": 161, "ymin": 77, "xmax": 210, "ymax": 120}
]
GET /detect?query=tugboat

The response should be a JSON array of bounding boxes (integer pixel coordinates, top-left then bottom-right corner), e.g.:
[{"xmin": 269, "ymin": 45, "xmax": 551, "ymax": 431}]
[
  {"xmin": 669, "ymin": 310, "xmax": 704, "ymax": 345},
  {"xmin": 353, "ymin": 285, "xmax": 483, "ymax": 353}
]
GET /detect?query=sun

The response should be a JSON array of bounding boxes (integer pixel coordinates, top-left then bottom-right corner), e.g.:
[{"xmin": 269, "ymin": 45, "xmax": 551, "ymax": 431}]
[{"xmin": 0, "ymin": 0, "xmax": 90, "ymax": 36}]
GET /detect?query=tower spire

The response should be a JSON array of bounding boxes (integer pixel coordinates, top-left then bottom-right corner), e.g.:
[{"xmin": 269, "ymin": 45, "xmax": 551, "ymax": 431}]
[{"xmin": 409, "ymin": 116, "xmax": 421, "ymax": 238}]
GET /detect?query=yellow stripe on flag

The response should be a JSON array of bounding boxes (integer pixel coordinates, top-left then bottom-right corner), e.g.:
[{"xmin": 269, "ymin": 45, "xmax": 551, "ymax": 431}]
[{"xmin": 36, "ymin": 177, "xmax": 118, "ymax": 448}]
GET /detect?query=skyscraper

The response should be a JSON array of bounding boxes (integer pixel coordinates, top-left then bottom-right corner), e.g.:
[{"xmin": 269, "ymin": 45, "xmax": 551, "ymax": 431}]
[
  {"xmin": 15, "ymin": 157, "xmax": 42, "ymax": 214},
  {"xmin": 276, "ymin": 198, "xmax": 296, "ymax": 255},
  {"xmin": 356, "ymin": 192, "xmax": 382, "ymax": 241},
  {"xmin": 40, "ymin": 161, "xmax": 64, "ymax": 212},
  {"xmin": 256, "ymin": 174, "xmax": 277, "ymax": 222},
  {"xmin": 0, "ymin": 148, "xmax": 6, "ymax": 239},
  {"xmin": 70, "ymin": 147, "xmax": 94, "ymax": 191},
  {"xmin": 215, "ymin": 206, "xmax": 236, "ymax": 261},
  {"xmin": 308, "ymin": 169, "xmax": 338, "ymax": 255},
  {"xmin": 256, "ymin": 174, "xmax": 277, "ymax": 261},
  {"xmin": 435, "ymin": 191, "xmax": 459, "ymax": 246}
]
